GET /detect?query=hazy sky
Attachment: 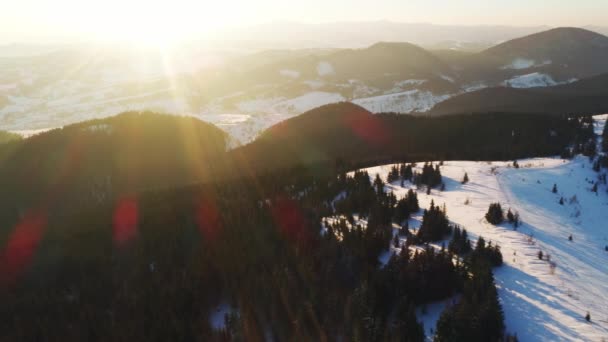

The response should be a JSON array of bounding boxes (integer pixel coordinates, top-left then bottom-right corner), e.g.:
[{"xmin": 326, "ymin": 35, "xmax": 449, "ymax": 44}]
[{"xmin": 2, "ymin": 0, "xmax": 607, "ymax": 44}]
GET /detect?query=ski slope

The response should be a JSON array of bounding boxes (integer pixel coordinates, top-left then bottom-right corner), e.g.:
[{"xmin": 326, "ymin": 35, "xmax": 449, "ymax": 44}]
[{"xmin": 360, "ymin": 115, "xmax": 608, "ymax": 341}]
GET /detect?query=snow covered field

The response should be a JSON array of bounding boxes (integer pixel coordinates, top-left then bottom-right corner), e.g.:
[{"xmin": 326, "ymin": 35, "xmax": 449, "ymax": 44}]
[{"xmin": 356, "ymin": 115, "xmax": 608, "ymax": 340}]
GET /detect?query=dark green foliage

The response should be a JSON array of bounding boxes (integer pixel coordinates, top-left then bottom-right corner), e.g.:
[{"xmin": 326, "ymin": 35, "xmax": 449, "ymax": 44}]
[
  {"xmin": 469, "ymin": 237, "xmax": 503, "ymax": 267},
  {"xmin": 400, "ymin": 163, "xmax": 414, "ymax": 181},
  {"xmin": 417, "ymin": 200, "xmax": 451, "ymax": 242},
  {"xmin": 485, "ymin": 203, "xmax": 504, "ymax": 225},
  {"xmin": 434, "ymin": 264, "xmax": 505, "ymax": 342},
  {"xmin": 415, "ymin": 162, "xmax": 443, "ymax": 188},
  {"xmin": 506, "ymin": 209, "xmax": 520, "ymax": 227},
  {"xmin": 448, "ymin": 226, "xmax": 472, "ymax": 255},
  {"xmin": 462, "ymin": 172, "xmax": 469, "ymax": 184},
  {"xmin": 393, "ymin": 189, "xmax": 418, "ymax": 224},
  {"xmin": 388, "ymin": 165, "xmax": 400, "ymax": 183},
  {"xmin": 0, "ymin": 130, "xmax": 21, "ymax": 145},
  {"xmin": 239, "ymin": 103, "xmax": 590, "ymax": 171},
  {"xmin": 552, "ymin": 183, "xmax": 558, "ymax": 193},
  {"xmin": 0, "ymin": 112, "xmax": 229, "ymax": 218}
]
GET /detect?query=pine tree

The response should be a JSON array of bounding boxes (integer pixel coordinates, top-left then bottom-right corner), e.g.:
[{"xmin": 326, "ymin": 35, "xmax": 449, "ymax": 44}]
[
  {"xmin": 485, "ymin": 203, "xmax": 504, "ymax": 225},
  {"xmin": 552, "ymin": 184, "xmax": 558, "ymax": 193},
  {"xmin": 462, "ymin": 172, "xmax": 469, "ymax": 184},
  {"xmin": 374, "ymin": 174, "xmax": 384, "ymax": 195},
  {"xmin": 538, "ymin": 250, "xmax": 543, "ymax": 260}
]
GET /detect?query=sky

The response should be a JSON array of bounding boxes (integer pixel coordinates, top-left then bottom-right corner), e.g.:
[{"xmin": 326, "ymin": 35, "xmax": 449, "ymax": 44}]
[{"xmin": 2, "ymin": 0, "xmax": 607, "ymax": 44}]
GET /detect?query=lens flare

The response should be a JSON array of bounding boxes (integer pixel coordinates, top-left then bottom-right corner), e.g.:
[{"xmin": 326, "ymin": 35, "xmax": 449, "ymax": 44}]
[
  {"xmin": 196, "ymin": 197, "xmax": 222, "ymax": 242},
  {"xmin": 0, "ymin": 210, "xmax": 47, "ymax": 285},
  {"xmin": 113, "ymin": 196, "xmax": 139, "ymax": 245}
]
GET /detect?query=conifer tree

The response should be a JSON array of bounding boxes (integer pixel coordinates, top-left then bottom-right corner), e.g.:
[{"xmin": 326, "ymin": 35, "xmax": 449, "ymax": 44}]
[{"xmin": 485, "ymin": 203, "xmax": 504, "ymax": 225}]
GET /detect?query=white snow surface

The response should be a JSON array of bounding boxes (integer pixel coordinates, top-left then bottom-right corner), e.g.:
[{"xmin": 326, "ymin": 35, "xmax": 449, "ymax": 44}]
[
  {"xmin": 316, "ymin": 61, "xmax": 335, "ymax": 76},
  {"xmin": 353, "ymin": 90, "xmax": 451, "ymax": 113},
  {"xmin": 236, "ymin": 91, "xmax": 345, "ymax": 116},
  {"xmin": 504, "ymin": 72, "xmax": 558, "ymax": 88},
  {"xmin": 501, "ymin": 58, "xmax": 536, "ymax": 70},
  {"xmin": 352, "ymin": 115, "xmax": 608, "ymax": 341},
  {"xmin": 279, "ymin": 69, "xmax": 300, "ymax": 78},
  {"xmin": 501, "ymin": 58, "xmax": 553, "ymax": 70}
]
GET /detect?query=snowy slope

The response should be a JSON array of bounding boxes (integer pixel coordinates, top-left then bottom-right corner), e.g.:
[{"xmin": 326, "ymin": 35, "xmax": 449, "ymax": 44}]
[
  {"xmin": 353, "ymin": 90, "xmax": 451, "ymax": 113},
  {"xmin": 356, "ymin": 115, "xmax": 608, "ymax": 341}
]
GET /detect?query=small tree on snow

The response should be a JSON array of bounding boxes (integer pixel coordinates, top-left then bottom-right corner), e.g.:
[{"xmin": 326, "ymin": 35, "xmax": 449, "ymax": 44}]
[
  {"xmin": 485, "ymin": 203, "xmax": 504, "ymax": 225},
  {"xmin": 552, "ymin": 184, "xmax": 558, "ymax": 193},
  {"xmin": 462, "ymin": 172, "xmax": 469, "ymax": 184}
]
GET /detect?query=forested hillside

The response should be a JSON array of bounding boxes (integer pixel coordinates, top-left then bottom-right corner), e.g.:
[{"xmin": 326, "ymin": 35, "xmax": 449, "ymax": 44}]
[
  {"xmin": 0, "ymin": 108, "xmax": 596, "ymax": 341},
  {"xmin": 239, "ymin": 102, "xmax": 590, "ymax": 170}
]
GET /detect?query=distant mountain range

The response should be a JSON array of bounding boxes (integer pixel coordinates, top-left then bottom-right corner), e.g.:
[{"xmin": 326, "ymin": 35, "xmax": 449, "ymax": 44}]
[{"xmin": 1, "ymin": 26, "xmax": 608, "ymax": 145}]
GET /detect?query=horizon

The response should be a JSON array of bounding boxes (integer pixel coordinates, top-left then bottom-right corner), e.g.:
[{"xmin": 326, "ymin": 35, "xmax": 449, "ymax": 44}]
[{"xmin": 3, "ymin": 0, "xmax": 608, "ymax": 46}]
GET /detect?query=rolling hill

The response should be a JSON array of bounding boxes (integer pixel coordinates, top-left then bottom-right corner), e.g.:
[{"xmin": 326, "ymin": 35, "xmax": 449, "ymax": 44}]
[
  {"xmin": 0, "ymin": 112, "xmax": 229, "ymax": 218},
  {"xmin": 429, "ymin": 73, "xmax": 608, "ymax": 116}
]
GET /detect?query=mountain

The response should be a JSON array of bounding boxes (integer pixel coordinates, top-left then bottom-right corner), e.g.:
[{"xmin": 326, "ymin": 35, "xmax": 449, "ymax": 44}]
[
  {"xmin": 482, "ymin": 27, "xmax": 608, "ymax": 78},
  {"xmin": 0, "ymin": 112, "xmax": 228, "ymax": 215},
  {"xmin": 2, "ymin": 27, "xmax": 608, "ymax": 147},
  {"xmin": 213, "ymin": 21, "xmax": 549, "ymax": 49},
  {"xmin": 429, "ymin": 73, "xmax": 608, "ymax": 116},
  {"xmin": 237, "ymin": 102, "xmax": 582, "ymax": 171},
  {"xmin": 449, "ymin": 27, "xmax": 608, "ymax": 85}
]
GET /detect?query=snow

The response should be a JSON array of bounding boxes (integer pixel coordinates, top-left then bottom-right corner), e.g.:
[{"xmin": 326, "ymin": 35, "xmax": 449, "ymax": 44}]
[
  {"xmin": 303, "ymin": 80, "xmax": 325, "ymax": 89},
  {"xmin": 417, "ymin": 297, "xmax": 459, "ymax": 340},
  {"xmin": 395, "ymin": 79, "xmax": 427, "ymax": 87},
  {"xmin": 501, "ymin": 58, "xmax": 553, "ymax": 70},
  {"xmin": 235, "ymin": 92, "xmax": 344, "ymax": 115},
  {"xmin": 353, "ymin": 114, "xmax": 608, "ymax": 341},
  {"xmin": 502, "ymin": 58, "xmax": 536, "ymax": 70},
  {"xmin": 316, "ymin": 61, "xmax": 335, "ymax": 76},
  {"xmin": 273, "ymin": 91, "xmax": 345, "ymax": 113},
  {"xmin": 439, "ymin": 75, "xmax": 455, "ymax": 83},
  {"xmin": 462, "ymin": 82, "xmax": 488, "ymax": 92},
  {"xmin": 9, "ymin": 128, "xmax": 56, "ymax": 138},
  {"xmin": 200, "ymin": 112, "xmax": 293, "ymax": 146},
  {"xmin": 279, "ymin": 69, "xmax": 300, "ymax": 78},
  {"xmin": 84, "ymin": 123, "xmax": 113, "ymax": 133},
  {"xmin": 209, "ymin": 302, "xmax": 237, "ymax": 330},
  {"xmin": 353, "ymin": 90, "xmax": 451, "ymax": 113},
  {"xmin": 504, "ymin": 73, "xmax": 558, "ymax": 88}
]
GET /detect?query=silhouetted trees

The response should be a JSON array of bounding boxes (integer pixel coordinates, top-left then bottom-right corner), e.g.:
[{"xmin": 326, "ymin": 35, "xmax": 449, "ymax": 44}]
[
  {"xmin": 417, "ymin": 200, "xmax": 451, "ymax": 242},
  {"xmin": 485, "ymin": 203, "xmax": 504, "ymax": 225}
]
